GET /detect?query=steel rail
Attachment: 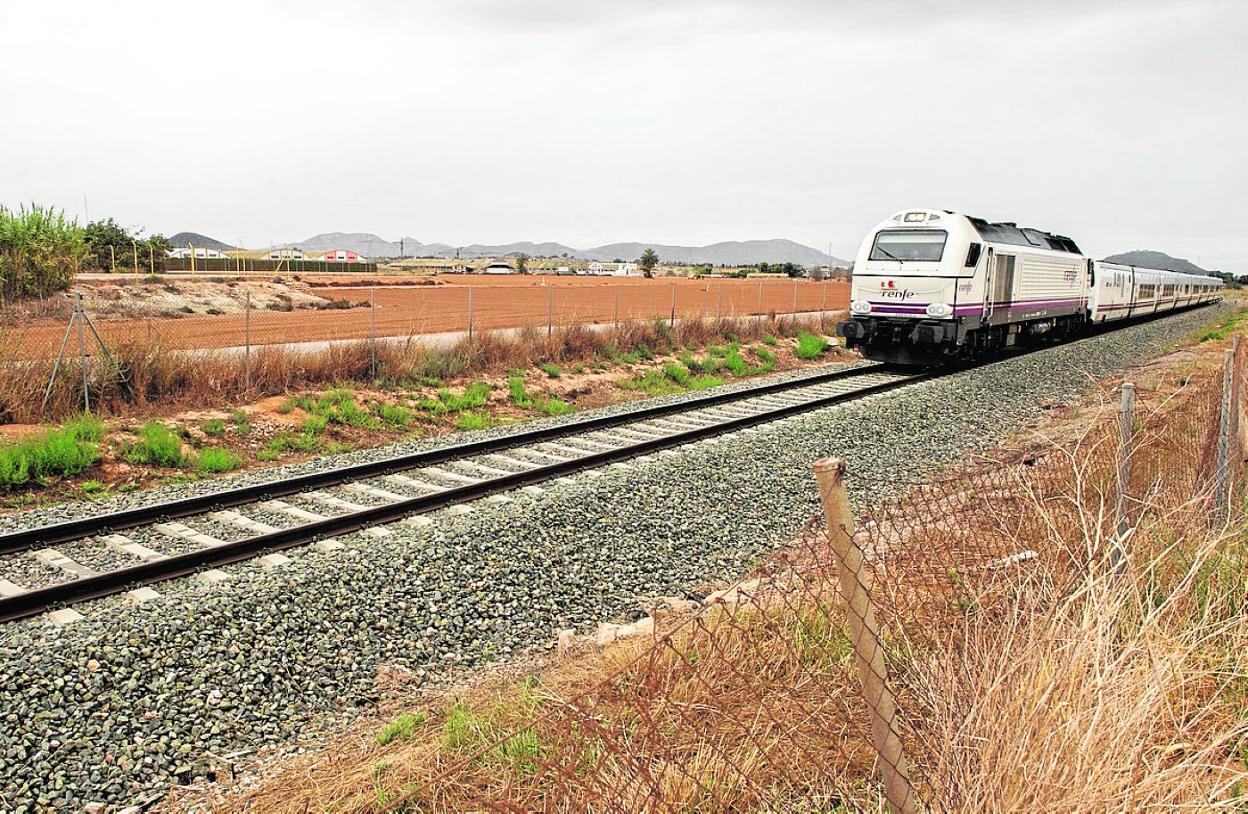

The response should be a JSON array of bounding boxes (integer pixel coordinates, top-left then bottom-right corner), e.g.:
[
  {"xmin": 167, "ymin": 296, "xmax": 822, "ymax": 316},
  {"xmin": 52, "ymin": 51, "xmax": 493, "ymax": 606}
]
[
  {"xmin": 0, "ymin": 364, "xmax": 886, "ymax": 556},
  {"xmin": 0, "ymin": 368, "xmax": 933, "ymax": 622}
]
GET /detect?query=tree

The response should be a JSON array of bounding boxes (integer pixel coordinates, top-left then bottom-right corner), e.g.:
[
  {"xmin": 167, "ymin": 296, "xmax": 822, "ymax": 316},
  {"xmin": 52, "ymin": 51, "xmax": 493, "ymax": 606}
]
[
  {"xmin": 639, "ymin": 248, "xmax": 659, "ymax": 278},
  {"xmin": 83, "ymin": 218, "xmax": 169, "ymax": 273},
  {"xmin": 514, "ymin": 252, "xmax": 529, "ymax": 274}
]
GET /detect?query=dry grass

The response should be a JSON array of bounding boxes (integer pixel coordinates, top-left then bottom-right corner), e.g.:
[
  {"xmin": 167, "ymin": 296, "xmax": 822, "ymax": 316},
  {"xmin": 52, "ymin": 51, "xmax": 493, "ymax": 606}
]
[
  {"xmin": 5, "ymin": 313, "xmax": 833, "ymax": 424},
  {"xmin": 193, "ymin": 329, "xmax": 1248, "ymax": 814}
]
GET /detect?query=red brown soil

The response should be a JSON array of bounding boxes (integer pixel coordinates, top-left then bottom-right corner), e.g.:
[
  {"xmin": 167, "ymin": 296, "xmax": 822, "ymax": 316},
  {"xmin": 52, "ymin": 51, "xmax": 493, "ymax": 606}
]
[{"xmin": 9, "ymin": 276, "xmax": 847, "ymax": 358}]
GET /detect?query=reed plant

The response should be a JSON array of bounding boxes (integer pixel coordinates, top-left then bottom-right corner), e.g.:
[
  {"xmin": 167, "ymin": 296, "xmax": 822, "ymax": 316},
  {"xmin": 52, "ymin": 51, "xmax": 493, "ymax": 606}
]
[{"xmin": 0, "ymin": 204, "xmax": 85, "ymax": 302}]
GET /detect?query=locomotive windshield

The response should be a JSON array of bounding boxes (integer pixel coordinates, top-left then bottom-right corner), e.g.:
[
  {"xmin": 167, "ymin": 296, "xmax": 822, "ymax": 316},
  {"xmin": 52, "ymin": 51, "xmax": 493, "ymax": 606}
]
[{"xmin": 870, "ymin": 229, "xmax": 947, "ymax": 262}]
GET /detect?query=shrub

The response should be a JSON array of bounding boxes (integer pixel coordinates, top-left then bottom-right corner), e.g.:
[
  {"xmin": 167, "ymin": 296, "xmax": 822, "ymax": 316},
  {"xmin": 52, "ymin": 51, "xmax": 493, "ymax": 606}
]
[
  {"xmin": 0, "ymin": 416, "xmax": 104, "ymax": 488},
  {"xmin": 0, "ymin": 203, "xmax": 85, "ymax": 301},
  {"xmin": 196, "ymin": 447, "xmax": 242, "ymax": 473},
  {"xmin": 795, "ymin": 332, "xmax": 830, "ymax": 359},
  {"xmin": 123, "ymin": 422, "xmax": 185, "ymax": 467}
]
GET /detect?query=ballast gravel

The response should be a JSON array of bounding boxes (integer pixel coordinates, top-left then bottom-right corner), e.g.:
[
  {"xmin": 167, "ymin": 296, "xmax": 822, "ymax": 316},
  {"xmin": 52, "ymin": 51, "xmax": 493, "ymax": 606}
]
[{"xmin": 0, "ymin": 307, "xmax": 1227, "ymax": 811}]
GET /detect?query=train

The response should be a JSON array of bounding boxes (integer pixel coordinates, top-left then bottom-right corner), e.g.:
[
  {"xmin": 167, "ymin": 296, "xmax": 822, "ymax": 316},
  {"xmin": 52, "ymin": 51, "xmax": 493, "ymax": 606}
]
[{"xmin": 836, "ymin": 208, "xmax": 1223, "ymax": 366}]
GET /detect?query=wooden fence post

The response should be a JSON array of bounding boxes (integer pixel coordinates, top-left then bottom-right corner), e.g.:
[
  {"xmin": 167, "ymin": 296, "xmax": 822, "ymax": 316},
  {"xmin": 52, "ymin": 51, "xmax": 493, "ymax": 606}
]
[{"xmin": 813, "ymin": 458, "xmax": 919, "ymax": 814}]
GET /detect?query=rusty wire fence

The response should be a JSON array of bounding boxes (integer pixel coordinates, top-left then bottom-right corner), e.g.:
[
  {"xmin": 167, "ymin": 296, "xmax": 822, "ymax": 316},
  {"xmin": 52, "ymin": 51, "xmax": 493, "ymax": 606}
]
[{"xmin": 346, "ymin": 338, "xmax": 1246, "ymax": 813}]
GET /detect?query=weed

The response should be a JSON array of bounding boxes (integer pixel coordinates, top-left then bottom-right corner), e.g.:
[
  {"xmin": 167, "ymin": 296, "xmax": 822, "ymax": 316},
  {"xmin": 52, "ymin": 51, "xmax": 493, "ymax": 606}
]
[
  {"xmin": 762, "ymin": 334, "xmax": 778, "ymax": 346},
  {"xmin": 231, "ymin": 409, "xmax": 251, "ymax": 435},
  {"xmin": 80, "ymin": 479, "xmax": 106, "ymax": 495},
  {"xmin": 540, "ymin": 362, "xmax": 562, "ymax": 378},
  {"xmin": 457, "ymin": 411, "xmax": 492, "ymax": 431},
  {"xmin": 196, "ymin": 447, "xmax": 243, "ymax": 473},
  {"xmin": 438, "ymin": 382, "xmax": 491, "ymax": 411},
  {"xmin": 689, "ymin": 374, "xmax": 726, "ymax": 389},
  {"xmin": 795, "ymin": 332, "xmax": 830, "ymax": 359},
  {"xmin": 375, "ymin": 403, "xmax": 413, "ymax": 428},
  {"xmin": 538, "ymin": 398, "xmax": 573, "ymax": 417},
  {"xmin": 376, "ymin": 711, "xmax": 428, "ymax": 746},
  {"xmin": 442, "ymin": 702, "xmax": 487, "ymax": 751},
  {"xmin": 201, "ymin": 418, "xmax": 226, "ymax": 437},
  {"xmin": 571, "ymin": 364, "xmax": 586, "ymax": 374},
  {"xmin": 0, "ymin": 426, "xmax": 87, "ymax": 495},
  {"xmin": 664, "ymin": 362, "xmax": 691, "ymax": 385},
  {"xmin": 123, "ymin": 422, "xmax": 185, "ymax": 467},
  {"xmin": 303, "ymin": 414, "xmax": 330, "ymax": 436},
  {"xmin": 508, "ymin": 377, "xmax": 534, "ymax": 409}
]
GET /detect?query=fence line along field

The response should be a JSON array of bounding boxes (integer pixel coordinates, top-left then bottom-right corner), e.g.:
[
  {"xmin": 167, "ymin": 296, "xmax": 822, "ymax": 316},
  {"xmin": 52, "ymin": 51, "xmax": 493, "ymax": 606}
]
[{"xmin": 6, "ymin": 275, "xmax": 848, "ymax": 358}]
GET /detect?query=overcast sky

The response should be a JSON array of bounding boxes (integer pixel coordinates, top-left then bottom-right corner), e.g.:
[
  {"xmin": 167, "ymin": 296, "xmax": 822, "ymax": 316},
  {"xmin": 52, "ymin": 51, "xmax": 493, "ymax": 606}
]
[{"xmin": 2, "ymin": 0, "xmax": 1245, "ymax": 269}]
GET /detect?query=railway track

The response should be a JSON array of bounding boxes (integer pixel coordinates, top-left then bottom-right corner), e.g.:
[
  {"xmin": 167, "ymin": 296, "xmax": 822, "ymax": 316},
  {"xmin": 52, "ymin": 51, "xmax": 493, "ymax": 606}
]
[{"xmin": 0, "ymin": 364, "xmax": 932, "ymax": 623}]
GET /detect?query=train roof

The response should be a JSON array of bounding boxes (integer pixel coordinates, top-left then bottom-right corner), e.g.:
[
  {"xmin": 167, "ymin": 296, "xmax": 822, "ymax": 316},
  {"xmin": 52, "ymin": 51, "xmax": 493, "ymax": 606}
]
[{"xmin": 964, "ymin": 215, "xmax": 1082, "ymax": 255}]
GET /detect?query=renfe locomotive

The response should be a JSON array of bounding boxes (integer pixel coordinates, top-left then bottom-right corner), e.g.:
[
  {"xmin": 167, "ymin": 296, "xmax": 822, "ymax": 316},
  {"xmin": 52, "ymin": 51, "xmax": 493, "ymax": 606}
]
[{"xmin": 836, "ymin": 208, "xmax": 1223, "ymax": 366}]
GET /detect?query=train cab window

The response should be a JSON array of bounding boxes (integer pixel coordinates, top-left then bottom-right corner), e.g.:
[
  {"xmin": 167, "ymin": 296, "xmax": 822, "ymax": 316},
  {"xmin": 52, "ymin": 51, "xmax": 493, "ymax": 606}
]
[
  {"xmin": 964, "ymin": 242, "xmax": 982, "ymax": 268},
  {"xmin": 869, "ymin": 230, "xmax": 948, "ymax": 262}
]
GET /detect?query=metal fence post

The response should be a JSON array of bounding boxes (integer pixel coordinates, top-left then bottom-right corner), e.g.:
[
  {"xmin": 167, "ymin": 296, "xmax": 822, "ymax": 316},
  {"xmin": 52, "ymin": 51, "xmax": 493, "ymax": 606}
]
[
  {"xmin": 614, "ymin": 288, "xmax": 620, "ymax": 329},
  {"xmin": 793, "ymin": 279, "xmax": 799, "ymax": 314},
  {"xmin": 1112, "ymin": 382, "xmax": 1135, "ymax": 573},
  {"xmin": 1215, "ymin": 347, "xmax": 1234, "ymax": 514},
  {"xmin": 244, "ymin": 290, "xmax": 252, "ymax": 392},
  {"xmin": 77, "ymin": 294, "xmax": 89, "ymax": 413},
  {"xmin": 467, "ymin": 286, "xmax": 474, "ymax": 341},
  {"xmin": 670, "ymin": 283, "xmax": 676, "ymax": 326},
  {"xmin": 370, "ymin": 286, "xmax": 378, "ymax": 378},
  {"xmin": 813, "ymin": 458, "xmax": 918, "ymax": 814},
  {"xmin": 758, "ymin": 279, "xmax": 763, "ymax": 315},
  {"xmin": 547, "ymin": 285, "xmax": 553, "ymax": 338},
  {"xmin": 716, "ymin": 283, "xmax": 722, "ymax": 319}
]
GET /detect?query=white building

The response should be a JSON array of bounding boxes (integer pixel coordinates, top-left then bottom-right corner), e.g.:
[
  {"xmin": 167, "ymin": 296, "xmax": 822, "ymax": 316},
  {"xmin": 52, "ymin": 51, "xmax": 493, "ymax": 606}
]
[
  {"xmin": 168, "ymin": 247, "xmax": 229, "ymax": 259},
  {"xmin": 318, "ymin": 249, "xmax": 362, "ymax": 263},
  {"xmin": 482, "ymin": 259, "xmax": 516, "ymax": 274},
  {"xmin": 264, "ymin": 248, "xmax": 309, "ymax": 260},
  {"xmin": 614, "ymin": 262, "xmax": 638, "ymax": 276}
]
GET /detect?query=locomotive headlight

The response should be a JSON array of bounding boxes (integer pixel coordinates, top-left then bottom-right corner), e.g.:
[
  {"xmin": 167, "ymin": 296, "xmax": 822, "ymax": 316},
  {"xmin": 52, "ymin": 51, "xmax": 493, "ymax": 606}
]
[
  {"xmin": 850, "ymin": 300, "xmax": 872, "ymax": 315},
  {"xmin": 925, "ymin": 302, "xmax": 953, "ymax": 318}
]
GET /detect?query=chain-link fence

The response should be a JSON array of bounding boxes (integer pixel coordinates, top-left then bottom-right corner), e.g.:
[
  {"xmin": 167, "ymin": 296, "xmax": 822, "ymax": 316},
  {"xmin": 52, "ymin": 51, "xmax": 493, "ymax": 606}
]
[
  {"xmin": 6, "ymin": 277, "xmax": 843, "ymax": 360},
  {"xmin": 3, "ymin": 277, "xmax": 846, "ymax": 421},
  {"xmin": 314, "ymin": 337, "xmax": 1244, "ymax": 813}
]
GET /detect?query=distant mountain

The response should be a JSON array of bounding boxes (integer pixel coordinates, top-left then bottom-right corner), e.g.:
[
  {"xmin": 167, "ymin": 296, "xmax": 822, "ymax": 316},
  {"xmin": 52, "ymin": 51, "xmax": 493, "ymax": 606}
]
[
  {"xmin": 171, "ymin": 230, "xmax": 844, "ymax": 266},
  {"xmin": 167, "ymin": 232, "xmax": 234, "ymax": 252},
  {"xmin": 581, "ymin": 239, "xmax": 843, "ymax": 267},
  {"xmin": 1103, "ymin": 250, "xmax": 1209, "ymax": 275},
  {"xmin": 290, "ymin": 233, "xmax": 442, "ymax": 258}
]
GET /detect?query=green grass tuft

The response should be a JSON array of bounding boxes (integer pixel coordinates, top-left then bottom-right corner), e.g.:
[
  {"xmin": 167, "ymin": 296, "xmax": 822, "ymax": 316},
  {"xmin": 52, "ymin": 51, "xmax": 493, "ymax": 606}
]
[
  {"xmin": 196, "ymin": 447, "xmax": 243, "ymax": 473},
  {"xmin": 456, "ymin": 411, "xmax": 492, "ymax": 431},
  {"xmin": 795, "ymin": 332, "xmax": 830, "ymax": 359},
  {"xmin": 376, "ymin": 711, "xmax": 428, "ymax": 746},
  {"xmin": 201, "ymin": 418, "xmax": 226, "ymax": 437},
  {"xmin": 540, "ymin": 362, "xmax": 562, "ymax": 378},
  {"xmin": 123, "ymin": 422, "xmax": 185, "ymax": 467}
]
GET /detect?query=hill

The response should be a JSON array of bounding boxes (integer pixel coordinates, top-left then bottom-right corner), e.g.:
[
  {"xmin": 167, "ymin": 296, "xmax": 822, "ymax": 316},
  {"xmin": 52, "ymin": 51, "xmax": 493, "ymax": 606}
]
[
  {"xmin": 1103, "ymin": 250, "xmax": 1209, "ymax": 275},
  {"xmin": 581, "ymin": 239, "xmax": 842, "ymax": 266},
  {"xmin": 169, "ymin": 231, "xmax": 846, "ymax": 266},
  {"xmin": 166, "ymin": 232, "xmax": 234, "ymax": 252}
]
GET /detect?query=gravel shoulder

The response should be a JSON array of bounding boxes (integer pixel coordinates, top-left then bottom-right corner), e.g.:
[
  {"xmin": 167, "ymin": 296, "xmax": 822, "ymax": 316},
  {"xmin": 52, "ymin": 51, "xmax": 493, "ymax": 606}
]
[{"xmin": 0, "ymin": 306, "xmax": 1228, "ymax": 812}]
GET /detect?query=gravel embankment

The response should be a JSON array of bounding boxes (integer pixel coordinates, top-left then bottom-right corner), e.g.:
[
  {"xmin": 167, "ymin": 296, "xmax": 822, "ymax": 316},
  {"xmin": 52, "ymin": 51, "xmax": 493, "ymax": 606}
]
[{"xmin": 0, "ymin": 307, "xmax": 1226, "ymax": 811}]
